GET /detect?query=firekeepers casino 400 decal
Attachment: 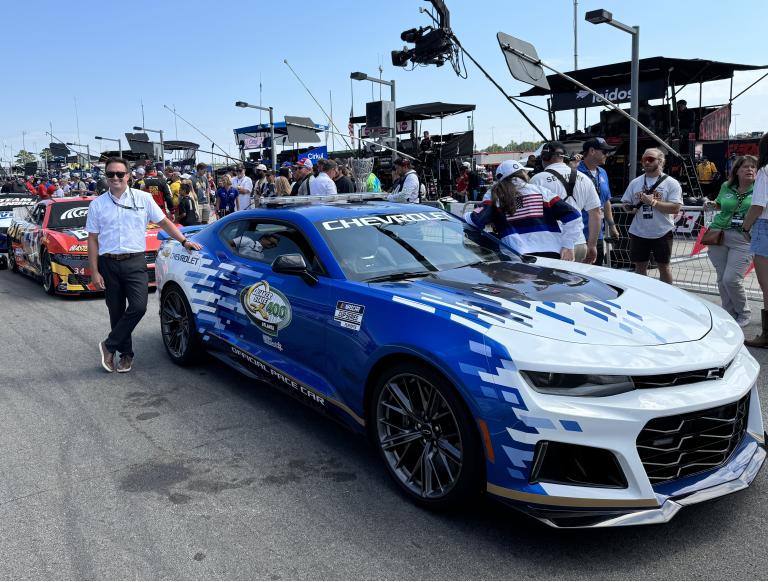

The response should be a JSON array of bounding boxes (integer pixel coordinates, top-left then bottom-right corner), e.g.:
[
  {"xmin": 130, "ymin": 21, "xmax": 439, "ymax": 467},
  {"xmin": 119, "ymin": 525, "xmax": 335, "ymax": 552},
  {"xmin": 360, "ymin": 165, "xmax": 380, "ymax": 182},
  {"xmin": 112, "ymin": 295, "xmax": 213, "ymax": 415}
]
[{"xmin": 240, "ymin": 281, "xmax": 292, "ymax": 336}]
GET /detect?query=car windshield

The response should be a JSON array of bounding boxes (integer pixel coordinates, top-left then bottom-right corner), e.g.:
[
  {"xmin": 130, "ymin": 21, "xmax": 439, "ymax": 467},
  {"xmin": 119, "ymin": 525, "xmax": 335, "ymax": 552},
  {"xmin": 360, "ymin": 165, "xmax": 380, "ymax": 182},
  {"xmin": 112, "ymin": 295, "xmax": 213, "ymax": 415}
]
[
  {"xmin": 47, "ymin": 201, "xmax": 91, "ymax": 229},
  {"xmin": 316, "ymin": 209, "xmax": 520, "ymax": 282}
]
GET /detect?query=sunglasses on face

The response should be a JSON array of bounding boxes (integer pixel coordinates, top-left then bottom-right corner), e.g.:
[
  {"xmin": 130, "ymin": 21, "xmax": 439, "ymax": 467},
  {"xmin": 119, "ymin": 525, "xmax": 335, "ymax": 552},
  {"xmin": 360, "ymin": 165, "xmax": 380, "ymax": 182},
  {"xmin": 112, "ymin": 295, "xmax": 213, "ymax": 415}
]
[
  {"xmin": 642, "ymin": 156, "xmax": 658, "ymax": 162},
  {"xmin": 106, "ymin": 171, "xmax": 127, "ymax": 178}
]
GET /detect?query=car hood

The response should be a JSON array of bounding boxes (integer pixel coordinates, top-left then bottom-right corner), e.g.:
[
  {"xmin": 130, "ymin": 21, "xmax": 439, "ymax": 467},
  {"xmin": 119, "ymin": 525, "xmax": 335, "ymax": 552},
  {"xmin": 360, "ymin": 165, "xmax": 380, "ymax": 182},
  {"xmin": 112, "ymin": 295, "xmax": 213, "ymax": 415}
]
[{"xmin": 371, "ymin": 262, "xmax": 711, "ymax": 346}]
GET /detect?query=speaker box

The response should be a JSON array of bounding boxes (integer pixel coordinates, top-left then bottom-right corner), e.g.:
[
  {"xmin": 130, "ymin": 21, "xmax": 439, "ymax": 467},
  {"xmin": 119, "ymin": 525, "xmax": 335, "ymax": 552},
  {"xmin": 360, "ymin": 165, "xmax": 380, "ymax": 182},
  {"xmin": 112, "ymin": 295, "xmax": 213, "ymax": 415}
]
[{"xmin": 366, "ymin": 100, "xmax": 395, "ymax": 129}]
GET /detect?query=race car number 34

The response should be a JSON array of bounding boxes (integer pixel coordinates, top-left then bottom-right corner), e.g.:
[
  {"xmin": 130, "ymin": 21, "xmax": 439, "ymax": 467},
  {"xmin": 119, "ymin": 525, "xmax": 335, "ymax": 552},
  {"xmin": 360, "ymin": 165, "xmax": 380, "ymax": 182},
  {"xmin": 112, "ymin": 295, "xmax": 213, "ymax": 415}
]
[{"xmin": 334, "ymin": 301, "xmax": 365, "ymax": 331}]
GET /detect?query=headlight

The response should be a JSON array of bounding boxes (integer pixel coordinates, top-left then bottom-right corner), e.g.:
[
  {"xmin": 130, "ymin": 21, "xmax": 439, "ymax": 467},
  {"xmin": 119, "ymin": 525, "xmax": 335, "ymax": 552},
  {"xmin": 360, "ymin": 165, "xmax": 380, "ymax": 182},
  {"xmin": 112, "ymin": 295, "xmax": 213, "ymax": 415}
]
[{"xmin": 521, "ymin": 371, "xmax": 634, "ymax": 397}]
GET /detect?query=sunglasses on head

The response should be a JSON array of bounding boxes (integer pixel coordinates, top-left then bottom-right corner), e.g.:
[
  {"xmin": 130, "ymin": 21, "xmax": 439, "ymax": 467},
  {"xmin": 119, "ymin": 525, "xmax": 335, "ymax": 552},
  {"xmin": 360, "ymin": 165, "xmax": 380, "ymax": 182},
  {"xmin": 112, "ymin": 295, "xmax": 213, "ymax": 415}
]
[{"xmin": 106, "ymin": 171, "xmax": 127, "ymax": 178}]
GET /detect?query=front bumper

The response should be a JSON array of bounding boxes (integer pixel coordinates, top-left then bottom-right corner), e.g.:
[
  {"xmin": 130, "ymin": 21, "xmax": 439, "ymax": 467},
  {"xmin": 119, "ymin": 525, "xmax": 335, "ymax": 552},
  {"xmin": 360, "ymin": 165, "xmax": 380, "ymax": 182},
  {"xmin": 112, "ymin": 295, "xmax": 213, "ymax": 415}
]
[
  {"xmin": 501, "ymin": 432, "xmax": 766, "ymax": 528},
  {"xmin": 480, "ymin": 345, "xmax": 764, "ymax": 527}
]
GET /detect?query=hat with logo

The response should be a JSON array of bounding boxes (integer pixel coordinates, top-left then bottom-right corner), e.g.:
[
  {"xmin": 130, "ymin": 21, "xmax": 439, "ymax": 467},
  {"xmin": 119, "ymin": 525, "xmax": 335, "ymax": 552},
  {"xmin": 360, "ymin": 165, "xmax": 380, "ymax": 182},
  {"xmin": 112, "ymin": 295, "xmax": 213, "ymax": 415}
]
[
  {"xmin": 293, "ymin": 158, "xmax": 313, "ymax": 169},
  {"xmin": 495, "ymin": 159, "xmax": 527, "ymax": 181},
  {"xmin": 582, "ymin": 137, "xmax": 616, "ymax": 153}
]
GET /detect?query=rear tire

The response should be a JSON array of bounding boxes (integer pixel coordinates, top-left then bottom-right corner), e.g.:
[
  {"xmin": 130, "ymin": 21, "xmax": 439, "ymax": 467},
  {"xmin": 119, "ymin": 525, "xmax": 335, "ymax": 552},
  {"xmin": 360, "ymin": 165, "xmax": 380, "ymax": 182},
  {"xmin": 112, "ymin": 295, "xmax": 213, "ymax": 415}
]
[
  {"xmin": 160, "ymin": 284, "xmax": 203, "ymax": 365},
  {"xmin": 369, "ymin": 361, "xmax": 483, "ymax": 509}
]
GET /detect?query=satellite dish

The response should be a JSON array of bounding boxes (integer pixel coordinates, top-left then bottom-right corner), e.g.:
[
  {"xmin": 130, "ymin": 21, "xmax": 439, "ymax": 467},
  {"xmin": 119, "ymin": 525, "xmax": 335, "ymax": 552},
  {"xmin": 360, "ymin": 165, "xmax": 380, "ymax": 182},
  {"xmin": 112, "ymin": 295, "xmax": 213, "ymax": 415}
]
[{"xmin": 497, "ymin": 32, "xmax": 550, "ymax": 91}]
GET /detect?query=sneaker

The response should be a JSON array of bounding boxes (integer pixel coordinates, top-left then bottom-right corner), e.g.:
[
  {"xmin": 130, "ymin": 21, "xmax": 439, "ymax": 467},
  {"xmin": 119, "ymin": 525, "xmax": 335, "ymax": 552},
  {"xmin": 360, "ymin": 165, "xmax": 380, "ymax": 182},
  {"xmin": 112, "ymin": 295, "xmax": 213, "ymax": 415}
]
[
  {"xmin": 99, "ymin": 341, "xmax": 115, "ymax": 373},
  {"xmin": 736, "ymin": 314, "xmax": 752, "ymax": 328},
  {"xmin": 117, "ymin": 353, "xmax": 133, "ymax": 373}
]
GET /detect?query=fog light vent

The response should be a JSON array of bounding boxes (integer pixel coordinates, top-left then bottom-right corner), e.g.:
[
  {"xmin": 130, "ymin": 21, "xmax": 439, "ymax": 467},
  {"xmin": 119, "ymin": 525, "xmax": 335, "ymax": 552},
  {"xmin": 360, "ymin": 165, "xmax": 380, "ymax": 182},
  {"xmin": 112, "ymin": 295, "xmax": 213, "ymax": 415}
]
[{"xmin": 529, "ymin": 441, "xmax": 627, "ymax": 489}]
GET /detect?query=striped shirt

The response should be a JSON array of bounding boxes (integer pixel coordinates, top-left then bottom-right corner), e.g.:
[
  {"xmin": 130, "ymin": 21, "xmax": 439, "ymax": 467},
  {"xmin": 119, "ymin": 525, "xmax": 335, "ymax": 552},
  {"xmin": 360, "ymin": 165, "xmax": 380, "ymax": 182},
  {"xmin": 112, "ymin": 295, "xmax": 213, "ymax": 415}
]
[{"xmin": 465, "ymin": 183, "xmax": 582, "ymax": 256}]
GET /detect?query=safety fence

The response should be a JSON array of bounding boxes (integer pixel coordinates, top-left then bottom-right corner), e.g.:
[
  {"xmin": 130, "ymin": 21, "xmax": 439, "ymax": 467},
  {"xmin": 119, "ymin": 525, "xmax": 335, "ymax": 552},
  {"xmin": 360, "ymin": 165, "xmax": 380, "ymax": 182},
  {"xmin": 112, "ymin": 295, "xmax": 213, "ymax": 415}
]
[{"xmin": 443, "ymin": 201, "xmax": 762, "ymax": 302}]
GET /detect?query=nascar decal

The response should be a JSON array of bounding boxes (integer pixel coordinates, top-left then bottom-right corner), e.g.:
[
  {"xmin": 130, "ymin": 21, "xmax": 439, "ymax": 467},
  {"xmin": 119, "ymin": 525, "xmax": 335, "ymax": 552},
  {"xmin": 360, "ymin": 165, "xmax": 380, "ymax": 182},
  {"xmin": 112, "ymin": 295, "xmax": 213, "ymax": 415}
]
[
  {"xmin": 69, "ymin": 244, "xmax": 88, "ymax": 252},
  {"xmin": 239, "ymin": 280, "xmax": 292, "ymax": 336},
  {"xmin": 321, "ymin": 211, "xmax": 449, "ymax": 230},
  {"xmin": 334, "ymin": 301, "xmax": 365, "ymax": 331}
]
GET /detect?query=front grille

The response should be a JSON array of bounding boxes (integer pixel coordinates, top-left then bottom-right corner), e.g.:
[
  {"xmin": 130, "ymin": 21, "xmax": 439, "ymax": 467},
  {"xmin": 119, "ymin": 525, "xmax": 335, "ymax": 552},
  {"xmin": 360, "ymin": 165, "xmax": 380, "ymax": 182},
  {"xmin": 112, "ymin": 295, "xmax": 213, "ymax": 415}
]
[
  {"xmin": 145, "ymin": 251, "xmax": 158, "ymax": 264},
  {"xmin": 67, "ymin": 274, "xmax": 91, "ymax": 285},
  {"xmin": 637, "ymin": 393, "xmax": 750, "ymax": 485}
]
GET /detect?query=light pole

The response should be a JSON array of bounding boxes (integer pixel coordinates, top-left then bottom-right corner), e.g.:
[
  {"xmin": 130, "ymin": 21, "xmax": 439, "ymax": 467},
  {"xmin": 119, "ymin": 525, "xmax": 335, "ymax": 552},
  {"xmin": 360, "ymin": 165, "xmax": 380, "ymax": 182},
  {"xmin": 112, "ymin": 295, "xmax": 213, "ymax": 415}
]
[
  {"xmin": 586, "ymin": 9, "xmax": 639, "ymax": 179},
  {"xmin": 351, "ymin": 71, "xmax": 397, "ymax": 166},
  {"xmin": 234, "ymin": 101, "xmax": 276, "ymax": 171},
  {"xmin": 133, "ymin": 126, "xmax": 164, "ymax": 166},
  {"xmin": 95, "ymin": 136, "xmax": 122, "ymax": 158},
  {"xmin": 66, "ymin": 141, "xmax": 92, "ymax": 170}
]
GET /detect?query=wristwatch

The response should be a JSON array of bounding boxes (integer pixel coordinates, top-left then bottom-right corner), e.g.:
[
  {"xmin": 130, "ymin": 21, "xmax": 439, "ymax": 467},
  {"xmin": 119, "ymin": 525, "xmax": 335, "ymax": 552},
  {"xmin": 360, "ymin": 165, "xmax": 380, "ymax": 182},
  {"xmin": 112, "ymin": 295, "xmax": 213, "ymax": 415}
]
[{"xmin": 181, "ymin": 238, "xmax": 189, "ymax": 247}]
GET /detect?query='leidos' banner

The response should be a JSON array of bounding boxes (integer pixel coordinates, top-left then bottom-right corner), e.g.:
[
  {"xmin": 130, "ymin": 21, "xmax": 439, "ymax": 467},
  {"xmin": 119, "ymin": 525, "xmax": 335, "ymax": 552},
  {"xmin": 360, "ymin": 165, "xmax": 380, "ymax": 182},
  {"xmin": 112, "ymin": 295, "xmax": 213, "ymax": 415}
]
[{"xmin": 699, "ymin": 104, "xmax": 731, "ymax": 141}]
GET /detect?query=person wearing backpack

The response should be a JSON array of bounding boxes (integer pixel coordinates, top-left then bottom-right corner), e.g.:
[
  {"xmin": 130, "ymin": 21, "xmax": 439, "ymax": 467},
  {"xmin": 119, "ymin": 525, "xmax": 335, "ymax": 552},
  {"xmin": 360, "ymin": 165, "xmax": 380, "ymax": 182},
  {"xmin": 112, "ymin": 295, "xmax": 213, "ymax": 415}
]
[
  {"xmin": 530, "ymin": 141, "xmax": 601, "ymax": 263},
  {"xmin": 620, "ymin": 148, "xmax": 683, "ymax": 284}
]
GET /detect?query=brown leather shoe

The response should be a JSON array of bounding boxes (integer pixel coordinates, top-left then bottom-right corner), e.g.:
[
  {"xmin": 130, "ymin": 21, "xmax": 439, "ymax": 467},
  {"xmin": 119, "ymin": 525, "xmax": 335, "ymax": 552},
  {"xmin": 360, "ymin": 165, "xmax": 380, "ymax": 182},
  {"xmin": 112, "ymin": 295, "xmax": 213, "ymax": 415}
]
[
  {"xmin": 99, "ymin": 341, "xmax": 115, "ymax": 372},
  {"xmin": 117, "ymin": 354, "xmax": 133, "ymax": 373}
]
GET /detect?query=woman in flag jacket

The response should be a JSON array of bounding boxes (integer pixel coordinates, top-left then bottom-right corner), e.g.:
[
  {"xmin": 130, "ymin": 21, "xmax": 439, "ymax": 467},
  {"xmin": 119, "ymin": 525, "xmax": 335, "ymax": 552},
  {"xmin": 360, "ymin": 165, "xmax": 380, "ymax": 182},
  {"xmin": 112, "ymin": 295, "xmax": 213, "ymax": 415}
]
[{"xmin": 465, "ymin": 159, "xmax": 582, "ymax": 260}]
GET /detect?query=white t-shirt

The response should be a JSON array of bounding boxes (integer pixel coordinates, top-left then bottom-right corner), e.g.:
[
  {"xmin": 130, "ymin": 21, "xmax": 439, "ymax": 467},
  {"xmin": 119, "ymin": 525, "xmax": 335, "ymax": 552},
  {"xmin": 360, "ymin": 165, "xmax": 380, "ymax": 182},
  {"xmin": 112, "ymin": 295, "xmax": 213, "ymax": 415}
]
[
  {"xmin": 752, "ymin": 167, "xmax": 768, "ymax": 219},
  {"xmin": 387, "ymin": 170, "xmax": 420, "ymax": 203},
  {"xmin": 232, "ymin": 175, "xmax": 253, "ymax": 195},
  {"xmin": 530, "ymin": 162, "xmax": 600, "ymax": 245},
  {"xmin": 620, "ymin": 173, "xmax": 683, "ymax": 239},
  {"xmin": 310, "ymin": 172, "xmax": 338, "ymax": 196}
]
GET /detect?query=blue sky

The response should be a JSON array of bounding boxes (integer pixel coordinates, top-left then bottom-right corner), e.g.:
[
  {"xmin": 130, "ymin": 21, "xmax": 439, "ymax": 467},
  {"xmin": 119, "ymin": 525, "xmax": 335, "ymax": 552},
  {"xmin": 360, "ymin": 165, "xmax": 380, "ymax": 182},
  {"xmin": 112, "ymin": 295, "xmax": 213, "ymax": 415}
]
[{"xmin": 2, "ymin": 0, "xmax": 766, "ymax": 165}]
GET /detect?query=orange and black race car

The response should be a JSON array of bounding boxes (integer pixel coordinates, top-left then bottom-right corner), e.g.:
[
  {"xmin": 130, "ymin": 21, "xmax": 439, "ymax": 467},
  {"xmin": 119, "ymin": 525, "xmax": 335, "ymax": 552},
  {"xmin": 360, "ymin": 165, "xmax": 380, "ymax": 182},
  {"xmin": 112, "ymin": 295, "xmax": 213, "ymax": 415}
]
[{"xmin": 7, "ymin": 197, "xmax": 164, "ymax": 295}]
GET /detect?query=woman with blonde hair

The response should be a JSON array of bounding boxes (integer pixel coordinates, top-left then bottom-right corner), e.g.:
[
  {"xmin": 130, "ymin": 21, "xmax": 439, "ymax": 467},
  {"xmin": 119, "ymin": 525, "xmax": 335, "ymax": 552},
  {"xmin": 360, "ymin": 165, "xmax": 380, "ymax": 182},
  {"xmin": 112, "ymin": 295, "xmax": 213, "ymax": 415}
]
[{"xmin": 465, "ymin": 159, "xmax": 582, "ymax": 259}]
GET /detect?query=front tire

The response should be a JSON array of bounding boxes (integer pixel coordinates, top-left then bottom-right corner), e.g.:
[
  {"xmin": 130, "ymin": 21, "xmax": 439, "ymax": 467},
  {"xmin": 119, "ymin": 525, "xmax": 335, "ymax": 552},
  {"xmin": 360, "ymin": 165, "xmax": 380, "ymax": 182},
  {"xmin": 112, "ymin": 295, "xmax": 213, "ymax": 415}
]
[
  {"xmin": 370, "ymin": 362, "xmax": 483, "ymax": 509},
  {"xmin": 8, "ymin": 246, "xmax": 18, "ymax": 272},
  {"xmin": 160, "ymin": 284, "xmax": 202, "ymax": 365},
  {"xmin": 41, "ymin": 250, "xmax": 55, "ymax": 295}
]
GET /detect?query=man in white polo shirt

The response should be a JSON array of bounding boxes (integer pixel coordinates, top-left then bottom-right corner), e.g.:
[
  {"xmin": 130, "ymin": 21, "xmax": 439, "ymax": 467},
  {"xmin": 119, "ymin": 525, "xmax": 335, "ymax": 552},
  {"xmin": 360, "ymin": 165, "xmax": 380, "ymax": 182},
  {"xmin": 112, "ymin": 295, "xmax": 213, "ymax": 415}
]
[
  {"xmin": 86, "ymin": 157, "xmax": 202, "ymax": 373},
  {"xmin": 310, "ymin": 158, "xmax": 338, "ymax": 196}
]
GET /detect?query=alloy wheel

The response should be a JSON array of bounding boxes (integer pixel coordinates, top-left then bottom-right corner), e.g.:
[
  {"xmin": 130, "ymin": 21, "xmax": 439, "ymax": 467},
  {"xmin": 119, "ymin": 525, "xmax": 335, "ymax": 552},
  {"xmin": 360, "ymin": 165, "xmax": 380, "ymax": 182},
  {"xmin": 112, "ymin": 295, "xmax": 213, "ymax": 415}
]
[
  {"xmin": 376, "ymin": 372, "xmax": 464, "ymax": 499},
  {"xmin": 161, "ymin": 290, "xmax": 190, "ymax": 358}
]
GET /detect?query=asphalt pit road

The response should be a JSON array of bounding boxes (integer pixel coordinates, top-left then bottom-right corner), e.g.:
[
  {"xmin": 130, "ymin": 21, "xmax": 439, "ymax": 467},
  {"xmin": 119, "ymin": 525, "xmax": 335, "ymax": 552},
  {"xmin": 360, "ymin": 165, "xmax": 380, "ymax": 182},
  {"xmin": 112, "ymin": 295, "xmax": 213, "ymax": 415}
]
[
  {"xmin": 136, "ymin": 412, "xmax": 161, "ymax": 421},
  {"xmin": 126, "ymin": 391, "xmax": 148, "ymax": 399},
  {"xmin": 186, "ymin": 477, "xmax": 255, "ymax": 494},
  {"xmin": 323, "ymin": 471, "xmax": 357, "ymax": 483},
  {"xmin": 120, "ymin": 462, "xmax": 192, "ymax": 493},
  {"xmin": 140, "ymin": 396, "xmax": 170, "ymax": 408},
  {"xmin": 193, "ymin": 552, "xmax": 205, "ymax": 562},
  {"xmin": 168, "ymin": 492, "xmax": 191, "ymax": 505},
  {"xmin": 261, "ymin": 473, "xmax": 301, "ymax": 486}
]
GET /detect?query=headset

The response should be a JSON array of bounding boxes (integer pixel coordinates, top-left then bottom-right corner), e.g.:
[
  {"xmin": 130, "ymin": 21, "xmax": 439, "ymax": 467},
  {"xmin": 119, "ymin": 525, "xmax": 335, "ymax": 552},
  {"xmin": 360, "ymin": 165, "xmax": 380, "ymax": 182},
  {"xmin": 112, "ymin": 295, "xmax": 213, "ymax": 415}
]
[{"xmin": 540, "ymin": 142, "xmax": 567, "ymax": 162}]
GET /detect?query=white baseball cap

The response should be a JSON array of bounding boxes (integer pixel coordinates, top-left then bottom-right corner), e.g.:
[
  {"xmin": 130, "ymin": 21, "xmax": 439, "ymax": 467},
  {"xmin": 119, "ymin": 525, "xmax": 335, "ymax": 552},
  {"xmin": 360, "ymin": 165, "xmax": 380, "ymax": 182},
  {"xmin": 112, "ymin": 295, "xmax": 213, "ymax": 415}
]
[
  {"xmin": 256, "ymin": 164, "xmax": 267, "ymax": 171},
  {"xmin": 495, "ymin": 159, "xmax": 526, "ymax": 181}
]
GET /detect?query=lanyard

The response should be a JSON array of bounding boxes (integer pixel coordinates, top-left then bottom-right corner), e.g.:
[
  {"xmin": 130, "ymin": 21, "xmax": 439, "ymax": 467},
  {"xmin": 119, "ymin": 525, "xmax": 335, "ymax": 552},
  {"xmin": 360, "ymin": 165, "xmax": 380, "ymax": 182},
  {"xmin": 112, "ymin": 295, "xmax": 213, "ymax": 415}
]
[{"xmin": 108, "ymin": 188, "xmax": 144, "ymax": 211}]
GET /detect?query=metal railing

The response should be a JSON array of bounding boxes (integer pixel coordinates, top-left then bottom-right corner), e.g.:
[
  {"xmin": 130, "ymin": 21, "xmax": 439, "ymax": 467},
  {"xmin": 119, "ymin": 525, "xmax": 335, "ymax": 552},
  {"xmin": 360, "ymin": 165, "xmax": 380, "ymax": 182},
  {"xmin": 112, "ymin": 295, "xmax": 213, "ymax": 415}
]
[{"xmin": 446, "ymin": 201, "xmax": 762, "ymax": 301}]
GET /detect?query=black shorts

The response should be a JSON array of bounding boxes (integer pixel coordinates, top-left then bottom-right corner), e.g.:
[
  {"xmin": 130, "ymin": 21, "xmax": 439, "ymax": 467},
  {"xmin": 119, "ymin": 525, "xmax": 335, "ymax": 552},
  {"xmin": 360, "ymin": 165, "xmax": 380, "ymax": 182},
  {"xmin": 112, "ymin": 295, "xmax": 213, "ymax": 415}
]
[{"xmin": 629, "ymin": 231, "xmax": 673, "ymax": 264}]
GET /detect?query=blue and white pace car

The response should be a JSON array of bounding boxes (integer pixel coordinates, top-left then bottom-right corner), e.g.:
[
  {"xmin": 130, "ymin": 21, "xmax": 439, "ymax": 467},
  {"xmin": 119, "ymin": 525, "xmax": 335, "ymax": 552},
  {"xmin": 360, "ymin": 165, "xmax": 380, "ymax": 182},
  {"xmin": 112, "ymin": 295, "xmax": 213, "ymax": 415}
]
[{"xmin": 155, "ymin": 197, "xmax": 766, "ymax": 527}]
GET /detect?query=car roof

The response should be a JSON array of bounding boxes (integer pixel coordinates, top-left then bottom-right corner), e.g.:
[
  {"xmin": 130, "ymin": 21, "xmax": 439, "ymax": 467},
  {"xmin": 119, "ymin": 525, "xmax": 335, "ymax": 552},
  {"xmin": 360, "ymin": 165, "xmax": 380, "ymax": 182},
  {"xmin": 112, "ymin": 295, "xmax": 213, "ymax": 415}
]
[{"xmin": 232, "ymin": 201, "xmax": 448, "ymax": 224}]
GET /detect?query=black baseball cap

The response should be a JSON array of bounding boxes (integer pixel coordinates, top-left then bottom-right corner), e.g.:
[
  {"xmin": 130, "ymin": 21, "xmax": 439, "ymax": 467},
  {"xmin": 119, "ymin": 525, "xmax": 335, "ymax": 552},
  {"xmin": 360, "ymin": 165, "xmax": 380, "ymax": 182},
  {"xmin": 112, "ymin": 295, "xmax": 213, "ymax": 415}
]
[{"xmin": 582, "ymin": 137, "xmax": 616, "ymax": 153}]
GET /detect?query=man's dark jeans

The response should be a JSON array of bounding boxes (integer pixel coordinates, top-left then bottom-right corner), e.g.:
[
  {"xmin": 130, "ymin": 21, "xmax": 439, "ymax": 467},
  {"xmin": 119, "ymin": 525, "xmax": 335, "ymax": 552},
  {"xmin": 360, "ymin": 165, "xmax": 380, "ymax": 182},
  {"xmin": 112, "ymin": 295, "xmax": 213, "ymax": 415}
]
[{"xmin": 99, "ymin": 254, "xmax": 148, "ymax": 357}]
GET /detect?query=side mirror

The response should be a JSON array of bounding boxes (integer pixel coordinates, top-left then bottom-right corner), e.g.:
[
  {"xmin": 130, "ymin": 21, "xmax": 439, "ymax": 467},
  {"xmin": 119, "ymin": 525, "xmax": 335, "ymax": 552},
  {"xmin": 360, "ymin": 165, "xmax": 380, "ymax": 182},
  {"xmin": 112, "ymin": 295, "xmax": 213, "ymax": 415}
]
[{"xmin": 272, "ymin": 253, "xmax": 318, "ymax": 285}]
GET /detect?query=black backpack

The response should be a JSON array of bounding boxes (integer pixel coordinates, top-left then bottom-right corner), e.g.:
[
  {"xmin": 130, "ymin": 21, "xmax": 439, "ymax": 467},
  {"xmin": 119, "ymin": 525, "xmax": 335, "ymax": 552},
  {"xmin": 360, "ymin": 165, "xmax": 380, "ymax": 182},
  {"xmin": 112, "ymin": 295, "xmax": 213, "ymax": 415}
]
[{"xmin": 543, "ymin": 168, "xmax": 578, "ymax": 202}]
